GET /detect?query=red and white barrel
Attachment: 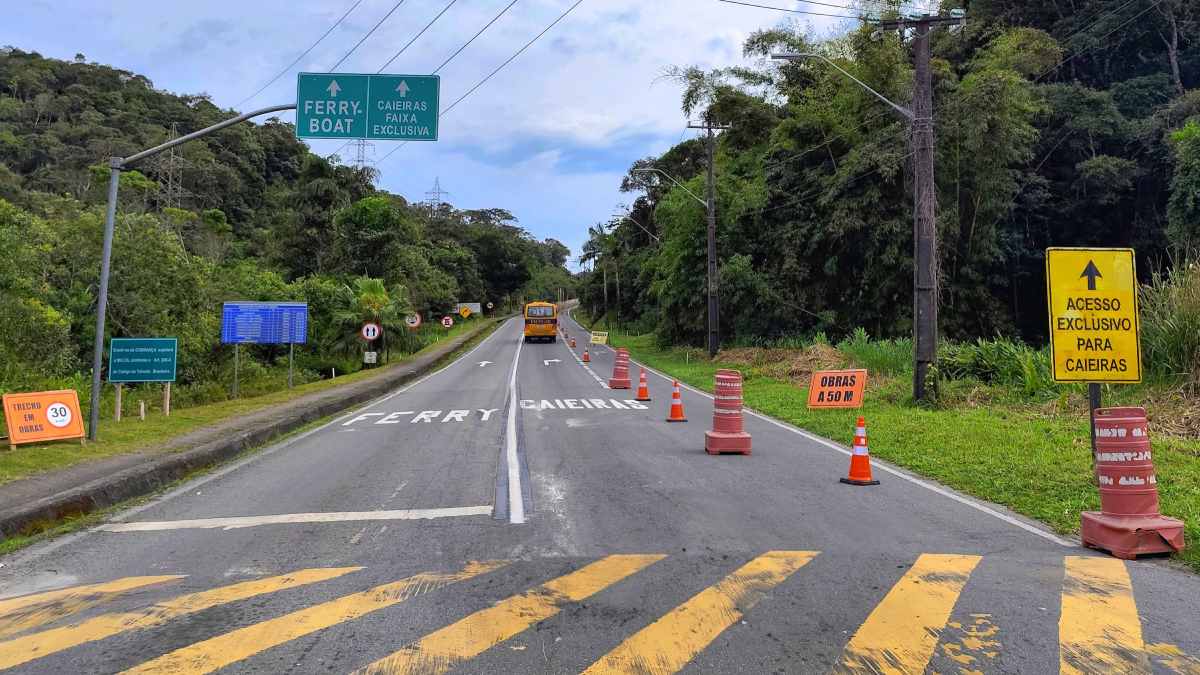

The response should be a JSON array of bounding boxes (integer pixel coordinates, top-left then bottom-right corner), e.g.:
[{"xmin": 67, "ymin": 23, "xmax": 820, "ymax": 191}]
[
  {"xmin": 705, "ymin": 369, "xmax": 751, "ymax": 455},
  {"xmin": 1081, "ymin": 406, "xmax": 1185, "ymax": 559},
  {"xmin": 608, "ymin": 348, "xmax": 631, "ymax": 389}
]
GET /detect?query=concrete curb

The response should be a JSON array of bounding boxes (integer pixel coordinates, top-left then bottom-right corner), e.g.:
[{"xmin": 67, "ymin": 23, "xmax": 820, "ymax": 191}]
[{"xmin": 0, "ymin": 319, "xmax": 503, "ymax": 539}]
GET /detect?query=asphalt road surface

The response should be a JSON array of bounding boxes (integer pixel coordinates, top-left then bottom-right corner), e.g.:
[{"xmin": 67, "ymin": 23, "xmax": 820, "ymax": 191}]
[{"xmin": 1, "ymin": 313, "xmax": 1198, "ymax": 674}]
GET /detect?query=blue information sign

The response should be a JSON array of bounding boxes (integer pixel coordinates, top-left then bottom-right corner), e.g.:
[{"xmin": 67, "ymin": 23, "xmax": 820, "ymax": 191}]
[
  {"xmin": 108, "ymin": 338, "xmax": 177, "ymax": 383},
  {"xmin": 221, "ymin": 302, "xmax": 308, "ymax": 345}
]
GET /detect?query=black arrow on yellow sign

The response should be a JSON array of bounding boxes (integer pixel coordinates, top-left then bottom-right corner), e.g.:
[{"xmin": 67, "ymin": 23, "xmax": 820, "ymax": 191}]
[{"xmin": 1080, "ymin": 260, "xmax": 1102, "ymax": 291}]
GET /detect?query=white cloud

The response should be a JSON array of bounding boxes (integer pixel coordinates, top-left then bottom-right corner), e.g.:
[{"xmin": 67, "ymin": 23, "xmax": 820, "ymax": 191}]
[{"xmin": 11, "ymin": 0, "xmax": 858, "ymax": 262}]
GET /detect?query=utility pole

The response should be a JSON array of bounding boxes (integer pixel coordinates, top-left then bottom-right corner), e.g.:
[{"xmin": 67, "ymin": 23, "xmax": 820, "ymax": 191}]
[
  {"xmin": 873, "ymin": 13, "xmax": 961, "ymax": 402},
  {"xmin": 688, "ymin": 117, "xmax": 731, "ymax": 358}
]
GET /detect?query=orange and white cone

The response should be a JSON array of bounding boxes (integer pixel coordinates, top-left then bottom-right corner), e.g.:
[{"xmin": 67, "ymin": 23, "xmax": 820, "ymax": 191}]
[
  {"xmin": 840, "ymin": 416, "xmax": 879, "ymax": 485},
  {"xmin": 583, "ymin": 349, "xmax": 590, "ymax": 363},
  {"xmin": 665, "ymin": 381, "xmax": 687, "ymax": 422},
  {"xmin": 635, "ymin": 368, "xmax": 651, "ymax": 402}
]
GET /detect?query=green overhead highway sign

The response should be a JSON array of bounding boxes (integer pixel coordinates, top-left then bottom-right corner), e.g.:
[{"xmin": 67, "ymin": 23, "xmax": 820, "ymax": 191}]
[{"xmin": 296, "ymin": 72, "xmax": 439, "ymax": 142}]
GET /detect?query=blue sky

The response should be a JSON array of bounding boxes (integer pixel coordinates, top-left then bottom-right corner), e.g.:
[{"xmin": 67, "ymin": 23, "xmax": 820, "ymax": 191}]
[{"xmin": 8, "ymin": 0, "xmax": 867, "ymax": 266}]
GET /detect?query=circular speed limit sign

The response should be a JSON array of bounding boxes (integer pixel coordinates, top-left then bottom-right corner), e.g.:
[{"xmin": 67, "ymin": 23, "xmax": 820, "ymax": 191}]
[
  {"xmin": 404, "ymin": 313, "xmax": 422, "ymax": 330},
  {"xmin": 441, "ymin": 316, "xmax": 454, "ymax": 329},
  {"xmin": 46, "ymin": 402, "xmax": 73, "ymax": 428},
  {"xmin": 360, "ymin": 322, "xmax": 382, "ymax": 341}
]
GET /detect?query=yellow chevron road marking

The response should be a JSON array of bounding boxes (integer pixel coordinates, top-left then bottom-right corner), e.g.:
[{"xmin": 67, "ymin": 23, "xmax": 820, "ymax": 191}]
[
  {"xmin": 1060, "ymin": 556, "xmax": 1149, "ymax": 674},
  {"xmin": 122, "ymin": 561, "xmax": 508, "ymax": 675},
  {"xmin": 353, "ymin": 554, "xmax": 665, "ymax": 675},
  {"xmin": 582, "ymin": 550, "xmax": 818, "ymax": 674},
  {"xmin": 831, "ymin": 553, "xmax": 981, "ymax": 674},
  {"xmin": 0, "ymin": 567, "xmax": 359, "ymax": 670},
  {"xmin": 0, "ymin": 576, "xmax": 184, "ymax": 639}
]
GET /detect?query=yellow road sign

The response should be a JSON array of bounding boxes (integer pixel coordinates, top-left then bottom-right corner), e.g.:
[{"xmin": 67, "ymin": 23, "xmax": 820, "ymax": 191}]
[
  {"xmin": 1046, "ymin": 247, "xmax": 1140, "ymax": 383},
  {"xmin": 590, "ymin": 331, "xmax": 609, "ymax": 345},
  {"xmin": 459, "ymin": 306, "xmax": 472, "ymax": 319}
]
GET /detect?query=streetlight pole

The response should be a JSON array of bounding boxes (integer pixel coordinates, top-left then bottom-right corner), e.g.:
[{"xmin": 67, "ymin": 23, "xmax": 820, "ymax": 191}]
[
  {"xmin": 773, "ymin": 18, "xmax": 960, "ymax": 401},
  {"xmin": 86, "ymin": 103, "xmax": 296, "ymax": 440}
]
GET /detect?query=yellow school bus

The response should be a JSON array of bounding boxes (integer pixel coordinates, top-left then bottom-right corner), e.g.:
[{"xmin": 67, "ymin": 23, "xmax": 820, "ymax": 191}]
[{"xmin": 523, "ymin": 301, "xmax": 558, "ymax": 342}]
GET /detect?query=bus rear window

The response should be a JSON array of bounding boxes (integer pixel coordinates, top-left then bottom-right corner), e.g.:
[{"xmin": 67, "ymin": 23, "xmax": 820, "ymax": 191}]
[{"xmin": 526, "ymin": 306, "xmax": 555, "ymax": 317}]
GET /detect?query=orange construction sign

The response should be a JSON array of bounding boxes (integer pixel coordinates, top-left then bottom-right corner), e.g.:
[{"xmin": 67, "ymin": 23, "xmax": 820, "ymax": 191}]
[
  {"xmin": 807, "ymin": 369, "xmax": 868, "ymax": 409},
  {"xmin": 2, "ymin": 390, "xmax": 85, "ymax": 448}
]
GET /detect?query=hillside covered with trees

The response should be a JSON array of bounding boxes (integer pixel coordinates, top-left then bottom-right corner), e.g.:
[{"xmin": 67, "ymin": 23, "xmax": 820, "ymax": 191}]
[
  {"xmin": 0, "ymin": 47, "xmax": 575, "ymax": 403},
  {"xmin": 581, "ymin": 0, "xmax": 1199, "ymax": 351}
]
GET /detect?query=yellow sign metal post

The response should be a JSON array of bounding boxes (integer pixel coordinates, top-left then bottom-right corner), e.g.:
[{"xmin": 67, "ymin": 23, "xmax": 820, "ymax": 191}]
[{"xmin": 1046, "ymin": 248, "xmax": 1141, "ymax": 383}]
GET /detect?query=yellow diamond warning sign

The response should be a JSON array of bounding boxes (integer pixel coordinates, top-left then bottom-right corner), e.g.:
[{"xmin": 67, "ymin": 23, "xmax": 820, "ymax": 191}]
[{"xmin": 1046, "ymin": 247, "xmax": 1141, "ymax": 383}]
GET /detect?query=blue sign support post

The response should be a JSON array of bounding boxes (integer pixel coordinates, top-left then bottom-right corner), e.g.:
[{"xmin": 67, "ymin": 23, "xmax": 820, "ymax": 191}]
[{"xmin": 221, "ymin": 302, "xmax": 309, "ymax": 396}]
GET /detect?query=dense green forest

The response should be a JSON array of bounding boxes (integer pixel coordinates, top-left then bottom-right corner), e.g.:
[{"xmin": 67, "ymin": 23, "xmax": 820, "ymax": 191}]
[
  {"xmin": 0, "ymin": 47, "xmax": 575, "ymax": 406},
  {"xmin": 580, "ymin": 0, "xmax": 1199, "ymax": 350}
]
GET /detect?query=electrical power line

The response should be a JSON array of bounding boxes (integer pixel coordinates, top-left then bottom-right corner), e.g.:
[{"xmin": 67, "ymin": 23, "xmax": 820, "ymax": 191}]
[
  {"xmin": 749, "ymin": 147, "xmax": 914, "ymax": 218},
  {"xmin": 375, "ymin": 0, "xmax": 587, "ymax": 166},
  {"xmin": 329, "ymin": 0, "xmax": 410, "ymax": 71},
  {"xmin": 377, "ymin": 0, "xmax": 461, "ymax": 72},
  {"xmin": 715, "ymin": 0, "xmax": 860, "ymax": 19},
  {"xmin": 326, "ymin": 0, "xmax": 522, "ymax": 163},
  {"xmin": 433, "ymin": 0, "xmax": 521, "ymax": 74},
  {"xmin": 234, "ymin": 0, "xmax": 364, "ymax": 109}
]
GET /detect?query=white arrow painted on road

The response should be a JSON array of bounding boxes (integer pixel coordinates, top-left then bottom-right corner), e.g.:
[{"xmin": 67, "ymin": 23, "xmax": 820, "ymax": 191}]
[
  {"xmin": 544, "ymin": 359, "xmax": 561, "ymax": 366},
  {"xmin": 327, "ymin": 80, "xmax": 342, "ymax": 97},
  {"xmin": 396, "ymin": 80, "xmax": 410, "ymax": 97},
  {"xmin": 478, "ymin": 361, "xmax": 493, "ymax": 367}
]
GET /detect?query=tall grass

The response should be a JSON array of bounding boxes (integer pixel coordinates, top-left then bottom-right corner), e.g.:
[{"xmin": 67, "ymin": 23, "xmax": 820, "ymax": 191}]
[
  {"xmin": 938, "ymin": 338, "xmax": 1055, "ymax": 395},
  {"xmin": 1141, "ymin": 264, "xmax": 1200, "ymax": 386},
  {"xmin": 836, "ymin": 328, "xmax": 913, "ymax": 375}
]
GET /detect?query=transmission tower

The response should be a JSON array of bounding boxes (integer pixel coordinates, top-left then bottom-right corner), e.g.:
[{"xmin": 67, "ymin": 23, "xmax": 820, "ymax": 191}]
[
  {"xmin": 352, "ymin": 138, "xmax": 375, "ymax": 168},
  {"xmin": 151, "ymin": 123, "xmax": 193, "ymax": 209},
  {"xmin": 424, "ymin": 177, "xmax": 450, "ymax": 220}
]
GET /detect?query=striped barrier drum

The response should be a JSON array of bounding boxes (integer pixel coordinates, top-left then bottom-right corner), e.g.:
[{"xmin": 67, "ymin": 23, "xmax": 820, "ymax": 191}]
[
  {"xmin": 705, "ymin": 369, "xmax": 751, "ymax": 455},
  {"xmin": 608, "ymin": 348, "xmax": 631, "ymax": 389},
  {"xmin": 1081, "ymin": 406, "xmax": 1185, "ymax": 559}
]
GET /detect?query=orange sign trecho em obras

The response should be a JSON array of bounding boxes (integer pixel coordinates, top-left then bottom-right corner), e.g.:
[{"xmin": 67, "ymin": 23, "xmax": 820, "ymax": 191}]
[
  {"xmin": 807, "ymin": 369, "xmax": 868, "ymax": 409},
  {"xmin": 2, "ymin": 390, "xmax": 85, "ymax": 448}
]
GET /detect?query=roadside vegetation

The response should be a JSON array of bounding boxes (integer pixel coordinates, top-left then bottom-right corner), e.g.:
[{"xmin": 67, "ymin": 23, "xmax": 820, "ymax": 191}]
[
  {"xmin": 0, "ymin": 317, "xmax": 501, "ymax": 487},
  {"xmin": 0, "ymin": 48, "xmax": 576, "ymax": 435},
  {"xmin": 578, "ymin": 268, "xmax": 1200, "ymax": 573}
]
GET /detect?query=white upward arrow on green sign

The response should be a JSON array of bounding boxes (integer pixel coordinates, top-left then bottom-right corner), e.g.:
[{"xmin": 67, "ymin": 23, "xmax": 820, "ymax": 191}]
[
  {"xmin": 396, "ymin": 81, "xmax": 409, "ymax": 97},
  {"xmin": 327, "ymin": 80, "xmax": 341, "ymax": 97}
]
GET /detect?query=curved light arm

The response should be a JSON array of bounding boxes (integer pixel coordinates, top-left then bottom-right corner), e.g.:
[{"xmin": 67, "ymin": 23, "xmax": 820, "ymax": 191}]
[
  {"xmin": 613, "ymin": 211, "xmax": 661, "ymax": 242},
  {"xmin": 771, "ymin": 52, "xmax": 914, "ymax": 121},
  {"xmin": 632, "ymin": 168, "xmax": 707, "ymax": 209}
]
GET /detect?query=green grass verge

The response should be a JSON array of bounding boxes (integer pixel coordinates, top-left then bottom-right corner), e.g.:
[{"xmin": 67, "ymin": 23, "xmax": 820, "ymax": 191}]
[
  {"xmin": 0, "ymin": 318, "xmax": 502, "ymax": 486},
  {"xmin": 589, "ymin": 324, "xmax": 1200, "ymax": 573}
]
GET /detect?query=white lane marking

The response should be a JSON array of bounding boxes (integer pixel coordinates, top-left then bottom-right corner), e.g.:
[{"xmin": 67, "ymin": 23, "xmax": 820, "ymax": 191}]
[
  {"xmin": 519, "ymin": 399, "xmax": 647, "ymax": 411},
  {"xmin": 6, "ymin": 320, "xmax": 516, "ymax": 565},
  {"xmin": 506, "ymin": 334, "xmax": 525, "ymax": 524},
  {"xmin": 561, "ymin": 330, "xmax": 609, "ymax": 388},
  {"xmin": 543, "ymin": 359, "xmax": 561, "ymax": 366},
  {"xmin": 561, "ymin": 312, "xmax": 1072, "ymax": 548},
  {"xmin": 479, "ymin": 361, "xmax": 493, "ymax": 367},
  {"xmin": 95, "ymin": 506, "xmax": 494, "ymax": 533}
]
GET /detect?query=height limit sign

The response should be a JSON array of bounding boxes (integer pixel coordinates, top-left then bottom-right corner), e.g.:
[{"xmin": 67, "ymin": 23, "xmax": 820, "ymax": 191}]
[
  {"xmin": 296, "ymin": 72, "xmax": 439, "ymax": 141},
  {"xmin": 1046, "ymin": 248, "xmax": 1141, "ymax": 383}
]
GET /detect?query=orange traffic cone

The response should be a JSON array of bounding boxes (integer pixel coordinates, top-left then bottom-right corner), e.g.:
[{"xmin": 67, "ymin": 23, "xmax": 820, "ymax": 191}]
[
  {"xmin": 840, "ymin": 416, "xmax": 879, "ymax": 486},
  {"xmin": 583, "ymin": 349, "xmax": 590, "ymax": 363},
  {"xmin": 635, "ymin": 368, "xmax": 651, "ymax": 402},
  {"xmin": 665, "ymin": 381, "xmax": 687, "ymax": 422}
]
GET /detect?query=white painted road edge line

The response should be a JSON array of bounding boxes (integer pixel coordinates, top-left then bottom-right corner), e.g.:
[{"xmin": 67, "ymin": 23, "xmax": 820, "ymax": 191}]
[
  {"xmin": 562, "ymin": 312, "xmax": 1073, "ymax": 548},
  {"xmin": 506, "ymin": 333, "xmax": 526, "ymax": 524},
  {"xmin": 95, "ymin": 506, "xmax": 495, "ymax": 533},
  {"xmin": 560, "ymin": 332, "xmax": 608, "ymax": 388}
]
